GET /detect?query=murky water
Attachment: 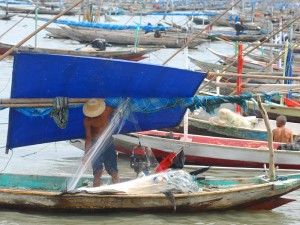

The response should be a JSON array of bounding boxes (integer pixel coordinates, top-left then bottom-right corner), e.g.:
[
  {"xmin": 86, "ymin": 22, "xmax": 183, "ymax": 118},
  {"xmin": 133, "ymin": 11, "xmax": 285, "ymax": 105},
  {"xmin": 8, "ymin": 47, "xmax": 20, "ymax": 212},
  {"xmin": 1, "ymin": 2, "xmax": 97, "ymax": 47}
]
[{"xmin": 0, "ymin": 13, "xmax": 300, "ymax": 225}]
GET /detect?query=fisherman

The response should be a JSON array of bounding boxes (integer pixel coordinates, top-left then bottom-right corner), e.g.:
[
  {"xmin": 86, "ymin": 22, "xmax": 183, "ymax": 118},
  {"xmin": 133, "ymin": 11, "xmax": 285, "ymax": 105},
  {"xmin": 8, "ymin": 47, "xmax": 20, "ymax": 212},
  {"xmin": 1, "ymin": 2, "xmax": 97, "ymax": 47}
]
[
  {"xmin": 234, "ymin": 19, "xmax": 244, "ymax": 36},
  {"xmin": 83, "ymin": 98, "xmax": 120, "ymax": 187},
  {"xmin": 187, "ymin": 19, "xmax": 193, "ymax": 33},
  {"xmin": 272, "ymin": 115, "xmax": 293, "ymax": 143},
  {"xmin": 154, "ymin": 30, "xmax": 161, "ymax": 38}
]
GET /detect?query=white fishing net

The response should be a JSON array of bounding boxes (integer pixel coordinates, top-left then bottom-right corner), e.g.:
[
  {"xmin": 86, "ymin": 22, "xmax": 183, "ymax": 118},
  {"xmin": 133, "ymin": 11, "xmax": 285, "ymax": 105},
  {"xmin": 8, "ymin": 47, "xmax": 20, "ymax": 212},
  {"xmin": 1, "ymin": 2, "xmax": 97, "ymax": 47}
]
[
  {"xmin": 209, "ymin": 108, "xmax": 258, "ymax": 129},
  {"xmin": 77, "ymin": 169, "xmax": 200, "ymax": 195}
]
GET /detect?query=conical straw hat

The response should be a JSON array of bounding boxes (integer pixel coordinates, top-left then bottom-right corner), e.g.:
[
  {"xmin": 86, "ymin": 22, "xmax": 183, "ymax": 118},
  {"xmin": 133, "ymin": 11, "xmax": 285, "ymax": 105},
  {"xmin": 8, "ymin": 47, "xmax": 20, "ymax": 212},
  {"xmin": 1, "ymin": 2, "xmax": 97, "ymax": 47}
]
[{"xmin": 83, "ymin": 98, "xmax": 106, "ymax": 117}]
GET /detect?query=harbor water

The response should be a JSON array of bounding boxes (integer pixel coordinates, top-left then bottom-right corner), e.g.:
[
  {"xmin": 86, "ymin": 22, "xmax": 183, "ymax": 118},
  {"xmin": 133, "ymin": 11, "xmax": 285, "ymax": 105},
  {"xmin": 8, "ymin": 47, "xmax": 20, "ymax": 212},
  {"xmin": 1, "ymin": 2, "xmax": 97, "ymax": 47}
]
[{"xmin": 0, "ymin": 13, "xmax": 300, "ymax": 225}]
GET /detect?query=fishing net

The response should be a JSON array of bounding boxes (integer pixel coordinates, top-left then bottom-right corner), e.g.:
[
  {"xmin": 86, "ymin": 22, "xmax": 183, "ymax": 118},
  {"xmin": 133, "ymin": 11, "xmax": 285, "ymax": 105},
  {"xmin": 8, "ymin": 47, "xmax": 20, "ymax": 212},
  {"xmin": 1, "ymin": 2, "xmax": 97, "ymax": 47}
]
[
  {"xmin": 209, "ymin": 108, "xmax": 258, "ymax": 128},
  {"xmin": 76, "ymin": 170, "xmax": 199, "ymax": 195}
]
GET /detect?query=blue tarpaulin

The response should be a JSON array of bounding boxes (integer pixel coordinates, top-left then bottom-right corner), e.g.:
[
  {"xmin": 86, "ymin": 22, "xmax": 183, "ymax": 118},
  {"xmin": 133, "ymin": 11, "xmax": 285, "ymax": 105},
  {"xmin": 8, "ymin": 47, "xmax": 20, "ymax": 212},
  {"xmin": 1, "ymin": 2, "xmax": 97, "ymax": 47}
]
[
  {"xmin": 40, "ymin": 19, "xmax": 171, "ymax": 31},
  {"xmin": 7, "ymin": 52, "xmax": 206, "ymax": 149}
]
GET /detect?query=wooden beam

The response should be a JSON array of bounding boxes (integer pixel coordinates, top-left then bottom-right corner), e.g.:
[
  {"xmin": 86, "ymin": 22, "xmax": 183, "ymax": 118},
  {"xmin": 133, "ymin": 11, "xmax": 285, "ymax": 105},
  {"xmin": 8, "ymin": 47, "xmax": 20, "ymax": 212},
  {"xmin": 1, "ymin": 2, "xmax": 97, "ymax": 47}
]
[{"xmin": 0, "ymin": 98, "xmax": 90, "ymax": 108}]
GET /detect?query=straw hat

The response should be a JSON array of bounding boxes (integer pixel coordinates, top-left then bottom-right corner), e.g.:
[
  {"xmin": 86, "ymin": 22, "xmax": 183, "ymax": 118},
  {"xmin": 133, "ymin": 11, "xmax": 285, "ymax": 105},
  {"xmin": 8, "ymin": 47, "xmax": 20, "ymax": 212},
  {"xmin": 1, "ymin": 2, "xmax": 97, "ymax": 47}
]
[{"xmin": 83, "ymin": 98, "xmax": 106, "ymax": 117}]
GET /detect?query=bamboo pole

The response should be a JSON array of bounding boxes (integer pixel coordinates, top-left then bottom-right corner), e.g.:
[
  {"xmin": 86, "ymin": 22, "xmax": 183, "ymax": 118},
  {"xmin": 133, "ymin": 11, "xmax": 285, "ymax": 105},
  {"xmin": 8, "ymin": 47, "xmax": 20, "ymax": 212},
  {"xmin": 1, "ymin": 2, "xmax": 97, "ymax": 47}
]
[
  {"xmin": 0, "ymin": 0, "xmax": 84, "ymax": 62},
  {"xmin": 248, "ymin": 71, "xmax": 300, "ymax": 76},
  {"xmin": 252, "ymin": 96, "xmax": 275, "ymax": 181},
  {"xmin": 248, "ymin": 42, "xmax": 300, "ymax": 49},
  {"xmin": 162, "ymin": 0, "xmax": 243, "ymax": 65},
  {"xmin": 0, "ymin": 98, "xmax": 89, "ymax": 108}
]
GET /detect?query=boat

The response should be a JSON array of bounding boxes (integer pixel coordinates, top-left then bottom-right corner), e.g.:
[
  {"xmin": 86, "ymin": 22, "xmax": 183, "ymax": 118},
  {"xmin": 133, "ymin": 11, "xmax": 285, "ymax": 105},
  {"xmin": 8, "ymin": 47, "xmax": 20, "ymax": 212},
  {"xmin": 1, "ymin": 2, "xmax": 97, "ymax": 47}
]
[
  {"xmin": 2, "ymin": 49, "xmax": 300, "ymax": 213},
  {"xmin": 284, "ymin": 97, "xmax": 300, "ymax": 108},
  {"xmin": 207, "ymin": 48, "xmax": 300, "ymax": 72},
  {"xmin": 104, "ymin": 14, "xmax": 119, "ymax": 22},
  {"xmin": 55, "ymin": 26, "xmax": 205, "ymax": 49},
  {"xmin": 214, "ymin": 19, "xmax": 262, "ymax": 30},
  {"xmin": 114, "ymin": 130, "xmax": 300, "ymax": 169},
  {"xmin": 188, "ymin": 109, "xmax": 300, "ymax": 141},
  {"xmin": 0, "ymin": 4, "xmax": 77, "ymax": 15},
  {"xmin": 0, "ymin": 13, "xmax": 15, "ymax": 20},
  {"xmin": 217, "ymin": 33, "xmax": 266, "ymax": 42},
  {"xmin": 1, "ymin": 171, "xmax": 300, "ymax": 212},
  {"xmin": 247, "ymin": 101, "xmax": 300, "ymax": 123},
  {"xmin": 189, "ymin": 56, "xmax": 258, "ymax": 73},
  {"xmin": 44, "ymin": 26, "xmax": 70, "ymax": 39},
  {"xmin": 0, "ymin": 42, "xmax": 155, "ymax": 61}
]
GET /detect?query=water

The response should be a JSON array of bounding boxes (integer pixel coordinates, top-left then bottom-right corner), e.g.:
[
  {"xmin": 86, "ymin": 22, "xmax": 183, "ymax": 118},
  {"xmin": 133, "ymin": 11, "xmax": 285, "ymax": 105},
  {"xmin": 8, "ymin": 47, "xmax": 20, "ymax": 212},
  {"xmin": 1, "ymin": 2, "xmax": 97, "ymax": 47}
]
[{"xmin": 0, "ymin": 13, "xmax": 300, "ymax": 224}]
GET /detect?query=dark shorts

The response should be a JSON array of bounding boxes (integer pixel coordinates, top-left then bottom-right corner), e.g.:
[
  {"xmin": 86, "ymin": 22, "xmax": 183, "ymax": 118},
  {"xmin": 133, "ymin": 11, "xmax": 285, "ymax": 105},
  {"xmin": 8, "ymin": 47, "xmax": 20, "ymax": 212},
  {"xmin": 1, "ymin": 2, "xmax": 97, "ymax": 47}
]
[{"xmin": 91, "ymin": 142, "xmax": 118, "ymax": 176}]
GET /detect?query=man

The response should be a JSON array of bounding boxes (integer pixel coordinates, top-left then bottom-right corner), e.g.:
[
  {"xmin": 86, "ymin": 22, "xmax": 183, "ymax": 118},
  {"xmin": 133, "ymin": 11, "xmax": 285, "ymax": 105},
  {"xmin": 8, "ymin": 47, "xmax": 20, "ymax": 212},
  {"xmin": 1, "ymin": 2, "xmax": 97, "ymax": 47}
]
[
  {"xmin": 83, "ymin": 98, "xmax": 119, "ymax": 187},
  {"xmin": 272, "ymin": 115, "xmax": 293, "ymax": 143},
  {"xmin": 234, "ymin": 19, "xmax": 244, "ymax": 36}
]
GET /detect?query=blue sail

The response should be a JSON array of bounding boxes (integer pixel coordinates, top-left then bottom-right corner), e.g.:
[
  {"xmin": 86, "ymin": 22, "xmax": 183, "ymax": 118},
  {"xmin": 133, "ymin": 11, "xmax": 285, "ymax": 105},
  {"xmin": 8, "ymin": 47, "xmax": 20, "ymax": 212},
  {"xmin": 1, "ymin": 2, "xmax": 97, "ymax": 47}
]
[{"xmin": 7, "ymin": 52, "xmax": 206, "ymax": 149}]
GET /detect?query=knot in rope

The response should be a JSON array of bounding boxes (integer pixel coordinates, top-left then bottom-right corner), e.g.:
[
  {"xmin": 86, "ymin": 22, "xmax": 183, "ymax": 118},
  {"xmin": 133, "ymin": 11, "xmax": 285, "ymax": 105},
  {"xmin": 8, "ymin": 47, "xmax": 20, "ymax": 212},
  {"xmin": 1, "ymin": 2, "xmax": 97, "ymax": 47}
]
[{"xmin": 50, "ymin": 97, "xmax": 69, "ymax": 129}]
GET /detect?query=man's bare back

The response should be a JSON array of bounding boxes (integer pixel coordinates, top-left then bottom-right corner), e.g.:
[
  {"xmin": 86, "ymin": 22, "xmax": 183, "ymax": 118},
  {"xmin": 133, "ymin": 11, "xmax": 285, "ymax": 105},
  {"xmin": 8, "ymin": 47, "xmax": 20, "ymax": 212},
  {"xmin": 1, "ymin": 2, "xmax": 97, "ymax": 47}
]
[{"xmin": 272, "ymin": 127, "xmax": 293, "ymax": 143}]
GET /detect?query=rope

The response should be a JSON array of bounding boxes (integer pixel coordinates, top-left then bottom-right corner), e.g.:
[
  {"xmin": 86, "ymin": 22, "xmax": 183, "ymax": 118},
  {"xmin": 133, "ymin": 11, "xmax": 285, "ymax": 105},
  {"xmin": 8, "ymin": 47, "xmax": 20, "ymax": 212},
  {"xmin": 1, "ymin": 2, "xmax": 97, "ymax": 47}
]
[
  {"xmin": 0, "ymin": 9, "xmax": 35, "ymax": 39},
  {"xmin": 21, "ymin": 143, "xmax": 51, "ymax": 157},
  {"xmin": 0, "ymin": 149, "xmax": 13, "ymax": 173},
  {"xmin": 50, "ymin": 97, "xmax": 69, "ymax": 129},
  {"xmin": 0, "ymin": 74, "xmax": 11, "ymax": 96}
]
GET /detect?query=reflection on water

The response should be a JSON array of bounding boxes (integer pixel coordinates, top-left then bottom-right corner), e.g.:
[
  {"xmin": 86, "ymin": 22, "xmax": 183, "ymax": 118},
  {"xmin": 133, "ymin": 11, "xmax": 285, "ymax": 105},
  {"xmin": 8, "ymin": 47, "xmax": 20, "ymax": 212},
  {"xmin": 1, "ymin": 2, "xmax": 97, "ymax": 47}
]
[{"xmin": 0, "ymin": 13, "xmax": 300, "ymax": 224}]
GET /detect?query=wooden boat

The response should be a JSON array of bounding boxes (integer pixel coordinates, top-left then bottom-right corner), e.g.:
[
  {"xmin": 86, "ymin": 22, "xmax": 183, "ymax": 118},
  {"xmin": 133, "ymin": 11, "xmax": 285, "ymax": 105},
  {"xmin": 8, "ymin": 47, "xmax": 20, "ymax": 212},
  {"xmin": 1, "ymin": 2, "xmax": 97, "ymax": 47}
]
[
  {"xmin": 114, "ymin": 130, "xmax": 300, "ymax": 169},
  {"xmin": 214, "ymin": 19, "xmax": 262, "ymax": 30},
  {"xmin": 2, "ymin": 50, "xmax": 300, "ymax": 213},
  {"xmin": 44, "ymin": 26, "xmax": 70, "ymax": 39},
  {"xmin": 0, "ymin": 13, "xmax": 15, "ymax": 20},
  {"xmin": 1, "ymin": 171, "xmax": 300, "ymax": 212},
  {"xmin": 104, "ymin": 14, "xmax": 119, "ymax": 22},
  {"xmin": 188, "ymin": 113, "xmax": 300, "ymax": 141},
  {"xmin": 247, "ymin": 101, "xmax": 300, "ymax": 123},
  {"xmin": 208, "ymin": 48, "xmax": 300, "ymax": 72},
  {"xmin": 217, "ymin": 33, "xmax": 266, "ymax": 42},
  {"xmin": 0, "ymin": 42, "xmax": 154, "ymax": 61},
  {"xmin": 192, "ymin": 17, "xmax": 211, "ymax": 25},
  {"xmin": 189, "ymin": 56, "xmax": 258, "ymax": 73},
  {"xmin": 58, "ymin": 27, "xmax": 205, "ymax": 49},
  {"xmin": 0, "ymin": 4, "xmax": 77, "ymax": 15}
]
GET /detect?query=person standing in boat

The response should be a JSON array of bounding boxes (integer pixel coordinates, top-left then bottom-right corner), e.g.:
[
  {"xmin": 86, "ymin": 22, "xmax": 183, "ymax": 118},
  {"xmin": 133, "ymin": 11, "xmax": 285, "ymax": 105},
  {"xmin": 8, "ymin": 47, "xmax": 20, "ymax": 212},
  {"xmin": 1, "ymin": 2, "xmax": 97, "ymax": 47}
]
[
  {"xmin": 272, "ymin": 115, "xmax": 293, "ymax": 143},
  {"xmin": 82, "ymin": 98, "xmax": 120, "ymax": 187},
  {"xmin": 234, "ymin": 18, "xmax": 244, "ymax": 36}
]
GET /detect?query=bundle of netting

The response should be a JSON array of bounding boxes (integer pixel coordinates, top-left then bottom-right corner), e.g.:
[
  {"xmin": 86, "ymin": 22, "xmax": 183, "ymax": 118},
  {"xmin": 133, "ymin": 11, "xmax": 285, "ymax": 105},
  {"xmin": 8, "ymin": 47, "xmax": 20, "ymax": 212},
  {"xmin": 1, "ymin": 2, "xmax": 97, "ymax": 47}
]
[
  {"xmin": 76, "ymin": 170, "xmax": 200, "ymax": 195},
  {"xmin": 209, "ymin": 108, "xmax": 258, "ymax": 128}
]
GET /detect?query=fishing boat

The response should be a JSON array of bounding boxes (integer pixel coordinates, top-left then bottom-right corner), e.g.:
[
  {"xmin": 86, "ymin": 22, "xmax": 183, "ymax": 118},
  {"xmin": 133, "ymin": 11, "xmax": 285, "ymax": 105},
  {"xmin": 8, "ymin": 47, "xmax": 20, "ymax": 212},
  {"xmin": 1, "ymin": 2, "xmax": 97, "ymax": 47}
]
[
  {"xmin": 0, "ymin": 13, "xmax": 15, "ymax": 20},
  {"xmin": 1, "ymin": 171, "xmax": 300, "ymax": 212},
  {"xmin": 217, "ymin": 33, "xmax": 266, "ymax": 42},
  {"xmin": 0, "ymin": 42, "xmax": 155, "ymax": 61},
  {"xmin": 208, "ymin": 48, "xmax": 300, "ymax": 72},
  {"xmin": 45, "ymin": 26, "xmax": 70, "ymax": 39},
  {"xmin": 56, "ymin": 27, "xmax": 205, "ymax": 48},
  {"xmin": 188, "ymin": 110, "xmax": 300, "ymax": 141},
  {"xmin": 0, "ymin": 4, "xmax": 77, "ymax": 15},
  {"xmin": 2, "ymin": 52, "xmax": 300, "ymax": 213},
  {"xmin": 189, "ymin": 56, "xmax": 258, "ymax": 73},
  {"xmin": 247, "ymin": 101, "xmax": 300, "ymax": 123},
  {"xmin": 114, "ymin": 130, "xmax": 300, "ymax": 169}
]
